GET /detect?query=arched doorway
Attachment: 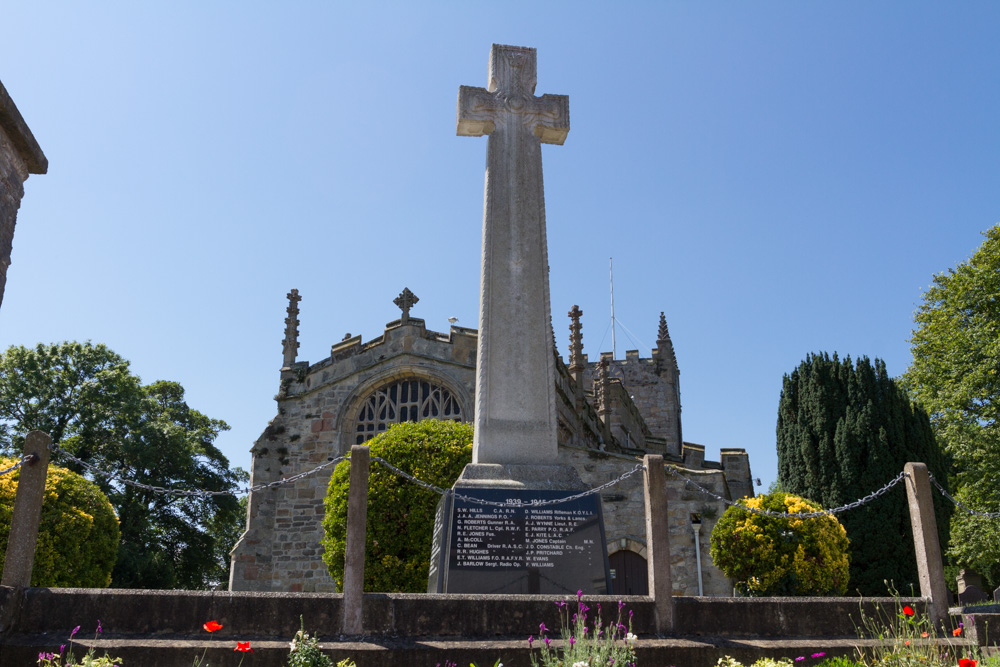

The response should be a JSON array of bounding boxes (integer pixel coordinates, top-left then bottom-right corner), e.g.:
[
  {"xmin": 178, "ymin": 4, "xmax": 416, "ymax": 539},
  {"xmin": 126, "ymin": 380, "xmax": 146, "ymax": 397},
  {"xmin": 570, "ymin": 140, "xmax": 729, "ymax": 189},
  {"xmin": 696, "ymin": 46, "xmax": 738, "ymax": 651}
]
[{"xmin": 609, "ymin": 549, "xmax": 648, "ymax": 596}]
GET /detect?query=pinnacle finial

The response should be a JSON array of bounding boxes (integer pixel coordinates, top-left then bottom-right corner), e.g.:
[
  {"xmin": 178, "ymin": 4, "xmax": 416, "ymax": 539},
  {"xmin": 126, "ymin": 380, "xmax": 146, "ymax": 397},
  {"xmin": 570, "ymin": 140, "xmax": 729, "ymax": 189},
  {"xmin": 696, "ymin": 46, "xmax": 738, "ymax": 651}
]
[
  {"xmin": 655, "ymin": 310, "xmax": 678, "ymax": 372},
  {"xmin": 394, "ymin": 287, "xmax": 419, "ymax": 323},
  {"xmin": 282, "ymin": 289, "xmax": 302, "ymax": 368},
  {"xmin": 568, "ymin": 305, "xmax": 585, "ymax": 374}
]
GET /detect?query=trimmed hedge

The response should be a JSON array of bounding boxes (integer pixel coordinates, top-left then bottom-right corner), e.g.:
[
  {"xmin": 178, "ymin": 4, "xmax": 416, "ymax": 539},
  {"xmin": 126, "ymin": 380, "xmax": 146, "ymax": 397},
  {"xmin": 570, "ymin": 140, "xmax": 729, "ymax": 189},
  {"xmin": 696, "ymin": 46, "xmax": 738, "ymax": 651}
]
[
  {"xmin": 0, "ymin": 458, "xmax": 120, "ymax": 587},
  {"xmin": 709, "ymin": 491, "xmax": 850, "ymax": 596},
  {"xmin": 322, "ymin": 420, "xmax": 472, "ymax": 592}
]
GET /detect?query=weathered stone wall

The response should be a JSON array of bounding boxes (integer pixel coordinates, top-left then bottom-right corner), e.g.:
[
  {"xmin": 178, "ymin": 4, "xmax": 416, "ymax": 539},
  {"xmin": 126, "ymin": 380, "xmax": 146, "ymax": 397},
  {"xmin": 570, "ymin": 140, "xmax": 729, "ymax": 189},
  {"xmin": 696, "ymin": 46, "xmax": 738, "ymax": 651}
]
[
  {"xmin": 583, "ymin": 349, "xmax": 682, "ymax": 456},
  {"xmin": 561, "ymin": 446, "xmax": 733, "ymax": 596},
  {"xmin": 0, "ymin": 125, "xmax": 26, "ymax": 306},
  {"xmin": 231, "ymin": 320, "xmax": 479, "ymax": 592},
  {"xmin": 0, "ymin": 79, "xmax": 46, "ymax": 309}
]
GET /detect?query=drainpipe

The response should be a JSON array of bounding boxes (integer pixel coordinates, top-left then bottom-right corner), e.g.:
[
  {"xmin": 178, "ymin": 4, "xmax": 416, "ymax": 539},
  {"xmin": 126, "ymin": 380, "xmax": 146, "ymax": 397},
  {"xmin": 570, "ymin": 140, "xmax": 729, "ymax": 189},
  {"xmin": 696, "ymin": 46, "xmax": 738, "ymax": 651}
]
[{"xmin": 690, "ymin": 513, "xmax": 704, "ymax": 597}]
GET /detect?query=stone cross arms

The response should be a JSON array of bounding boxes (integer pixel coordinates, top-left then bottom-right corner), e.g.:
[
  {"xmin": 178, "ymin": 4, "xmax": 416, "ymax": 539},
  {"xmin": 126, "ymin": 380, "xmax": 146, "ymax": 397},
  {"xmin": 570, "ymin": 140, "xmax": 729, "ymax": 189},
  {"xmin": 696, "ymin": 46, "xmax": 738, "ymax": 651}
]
[{"xmin": 457, "ymin": 46, "xmax": 569, "ymax": 145}]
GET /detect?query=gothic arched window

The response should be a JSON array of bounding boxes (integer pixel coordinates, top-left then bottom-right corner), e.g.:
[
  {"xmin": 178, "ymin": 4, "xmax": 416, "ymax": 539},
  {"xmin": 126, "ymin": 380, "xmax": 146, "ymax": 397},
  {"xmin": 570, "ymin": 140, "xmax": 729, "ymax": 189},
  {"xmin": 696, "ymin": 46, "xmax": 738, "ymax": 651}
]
[{"xmin": 354, "ymin": 378, "xmax": 464, "ymax": 444}]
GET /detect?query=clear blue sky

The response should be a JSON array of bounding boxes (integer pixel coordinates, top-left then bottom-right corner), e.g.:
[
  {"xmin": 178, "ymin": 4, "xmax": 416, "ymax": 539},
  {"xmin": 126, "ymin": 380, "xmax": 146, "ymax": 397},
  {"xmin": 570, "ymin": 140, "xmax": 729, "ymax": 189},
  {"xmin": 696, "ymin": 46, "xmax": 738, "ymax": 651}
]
[{"xmin": 2, "ymin": 3, "xmax": 998, "ymax": 492}]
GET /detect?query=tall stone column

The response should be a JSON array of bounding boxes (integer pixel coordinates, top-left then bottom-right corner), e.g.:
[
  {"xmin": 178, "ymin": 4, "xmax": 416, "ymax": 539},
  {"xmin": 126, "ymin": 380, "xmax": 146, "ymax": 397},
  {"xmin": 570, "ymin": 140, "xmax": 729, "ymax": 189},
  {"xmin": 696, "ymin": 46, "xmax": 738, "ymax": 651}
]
[
  {"xmin": 0, "ymin": 80, "xmax": 48, "ymax": 310},
  {"xmin": 457, "ymin": 44, "xmax": 568, "ymax": 467}
]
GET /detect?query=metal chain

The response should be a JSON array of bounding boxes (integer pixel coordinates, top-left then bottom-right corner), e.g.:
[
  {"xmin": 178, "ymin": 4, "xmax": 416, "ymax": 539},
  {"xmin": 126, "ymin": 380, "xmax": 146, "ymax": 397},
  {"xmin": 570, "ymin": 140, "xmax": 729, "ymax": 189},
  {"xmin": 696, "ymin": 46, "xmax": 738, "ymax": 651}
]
[
  {"xmin": 0, "ymin": 455, "xmax": 30, "ymax": 477},
  {"xmin": 665, "ymin": 466, "xmax": 910, "ymax": 518},
  {"xmin": 47, "ymin": 441, "xmax": 349, "ymax": 498},
  {"xmin": 928, "ymin": 472, "xmax": 1000, "ymax": 519},
  {"xmin": 371, "ymin": 456, "xmax": 646, "ymax": 508}
]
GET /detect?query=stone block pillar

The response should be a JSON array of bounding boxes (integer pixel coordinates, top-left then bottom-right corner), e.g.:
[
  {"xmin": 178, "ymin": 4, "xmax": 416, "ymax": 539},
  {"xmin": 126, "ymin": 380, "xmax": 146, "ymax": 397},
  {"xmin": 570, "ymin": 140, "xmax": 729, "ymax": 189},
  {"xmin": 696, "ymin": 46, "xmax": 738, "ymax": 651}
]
[
  {"xmin": 643, "ymin": 454, "xmax": 674, "ymax": 633},
  {"xmin": 342, "ymin": 445, "xmax": 370, "ymax": 635},
  {"xmin": 904, "ymin": 462, "xmax": 949, "ymax": 629},
  {"xmin": 0, "ymin": 79, "xmax": 47, "ymax": 310},
  {"xmin": 1, "ymin": 431, "xmax": 51, "ymax": 588}
]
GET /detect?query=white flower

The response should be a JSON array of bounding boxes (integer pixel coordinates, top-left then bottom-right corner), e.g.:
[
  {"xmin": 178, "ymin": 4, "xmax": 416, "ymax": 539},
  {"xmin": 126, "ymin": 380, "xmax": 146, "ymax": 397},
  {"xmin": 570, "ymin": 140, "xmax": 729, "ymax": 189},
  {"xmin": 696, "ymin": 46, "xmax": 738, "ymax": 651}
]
[
  {"xmin": 572, "ymin": 662, "xmax": 589, "ymax": 667},
  {"xmin": 626, "ymin": 632, "xmax": 637, "ymax": 644}
]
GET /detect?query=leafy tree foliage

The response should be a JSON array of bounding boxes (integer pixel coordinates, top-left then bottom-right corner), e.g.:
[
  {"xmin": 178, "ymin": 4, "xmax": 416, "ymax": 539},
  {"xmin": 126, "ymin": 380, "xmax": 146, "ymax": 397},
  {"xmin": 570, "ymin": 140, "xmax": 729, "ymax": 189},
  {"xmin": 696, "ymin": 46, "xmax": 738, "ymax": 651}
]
[
  {"xmin": 0, "ymin": 342, "xmax": 243, "ymax": 589},
  {"xmin": 905, "ymin": 225, "xmax": 1000, "ymax": 589},
  {"xmin": 322, "ymin": 419, "xmax": 473, "ymax": 592},
  {"xmin": 0, "ymin": 458, "xmax": 120, "ymax": 587},
  {"xmin": 776, "ymin": 353, "xmax": 950, "ymax": 595},
  {"xmin": 709, "ymin": 491, "xmax": 850, "ymax": 596}
]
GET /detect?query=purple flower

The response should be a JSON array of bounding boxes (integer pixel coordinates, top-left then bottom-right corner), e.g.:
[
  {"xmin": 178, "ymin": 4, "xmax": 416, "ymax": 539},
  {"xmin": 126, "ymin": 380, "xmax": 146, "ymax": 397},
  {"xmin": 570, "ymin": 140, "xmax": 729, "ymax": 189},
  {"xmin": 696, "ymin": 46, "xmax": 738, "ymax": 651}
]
[
  {"xmin": 569, "ymin": 636, "xmax": 576, "ymax": 646},
  {"xmin": 539, "ymin": 622, "xmax": 548, "ymax": 634},
  {"xmin": 572, "ymin": 613, "xmax": 578, "ymax": 624},
  {"xmin": 577, "ymin": 589, "xmax": 583, "ymax": 602},
  {"xmin": 544, "ymin": 636, "xmax": 551, "ymax": 648},
  {"xmin": 795, "ymin": 657, "xmax": 806, "ymax": 662},
  {"xmin": 59, "ymin": 645, "xmax": 65, "ymax": 654},
  {"xmin": 583, "ymin": 626, "xmax": 588, "ymax": 634},
  {"xmin": 528, "ymin": 635, "xmax": 534, "ymax": 648},
  {"xmin": 618, "ymin": 600, "xmax": 625, "ymax": 611},
  {"xmin": 96, "ymin": 620, "xmax": 102, "ymax": 635},
  {"xmin": 629, "ymin": 609, "xmax": 633, "ymax": 619},
  {"xmin": 580, "ymin": 603, "xmax": 590, "ymax": 615},
  {"xmin": 556, "ymin": 600, "xmax": 567, "ymax": 608},
  {"xmin": 812, "ymin": 654, "xmax": 826, "ymax": 659},
  {"xmin": 70, "ymin": 625, "xmax": 80, "ymax": 639}
]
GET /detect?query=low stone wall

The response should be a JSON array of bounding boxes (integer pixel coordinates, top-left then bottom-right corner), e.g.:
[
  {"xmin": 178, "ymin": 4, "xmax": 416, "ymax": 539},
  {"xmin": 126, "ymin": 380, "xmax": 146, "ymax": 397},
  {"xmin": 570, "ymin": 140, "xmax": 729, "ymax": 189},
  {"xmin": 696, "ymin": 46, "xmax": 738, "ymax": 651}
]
[
  {"xmin": 1, "ymin": 587, "xmax": 924, "ymax": 639},
  {"xmin": 6, "ymin": 588, "xmax": 981, "ymax": 667}
]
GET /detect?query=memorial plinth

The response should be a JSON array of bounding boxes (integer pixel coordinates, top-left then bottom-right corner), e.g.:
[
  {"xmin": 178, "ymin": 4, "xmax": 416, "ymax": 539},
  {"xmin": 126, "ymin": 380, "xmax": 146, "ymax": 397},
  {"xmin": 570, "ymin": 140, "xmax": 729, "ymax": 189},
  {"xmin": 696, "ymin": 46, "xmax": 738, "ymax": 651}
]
[{"xmin": 429, "ymin": 44, "xmax": 610, "ymax": 594}]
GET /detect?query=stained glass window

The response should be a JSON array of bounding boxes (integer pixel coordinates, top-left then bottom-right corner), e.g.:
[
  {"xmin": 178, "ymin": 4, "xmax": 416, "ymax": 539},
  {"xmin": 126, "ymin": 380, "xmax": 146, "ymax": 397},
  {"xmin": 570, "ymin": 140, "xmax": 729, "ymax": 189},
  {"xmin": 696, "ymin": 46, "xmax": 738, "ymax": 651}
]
[{"xmin": 355, "ymin": 379, "xmax": 464, "ymax": 444}]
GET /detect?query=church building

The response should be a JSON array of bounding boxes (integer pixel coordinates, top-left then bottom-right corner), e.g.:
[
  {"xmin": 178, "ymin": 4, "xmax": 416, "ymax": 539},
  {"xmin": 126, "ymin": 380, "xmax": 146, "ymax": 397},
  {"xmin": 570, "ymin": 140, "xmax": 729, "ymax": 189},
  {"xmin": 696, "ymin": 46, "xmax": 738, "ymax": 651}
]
[{"xmin": 229, "ymin": 287, "xmax": 756, "ymax": 596}]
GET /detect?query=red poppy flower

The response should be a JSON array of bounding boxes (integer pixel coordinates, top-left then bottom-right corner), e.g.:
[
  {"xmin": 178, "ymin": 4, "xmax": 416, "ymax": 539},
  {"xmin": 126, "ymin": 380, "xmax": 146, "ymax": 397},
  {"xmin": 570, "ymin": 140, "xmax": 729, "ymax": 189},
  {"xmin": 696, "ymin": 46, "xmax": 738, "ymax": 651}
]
[
  {"xmin": 953, "ymin": 628, "xmax": 963, "ymax": 637},
  {"xmin": 921, "ymin": 632, "xmax": 929, "ymax": 638},
  {"xmin": 959, "ymin": 659, "xmax": 977, "ymax": 667},
  {"xmin": 203, "ymin": 621, "xmax": 223, "ymax": 633},
  {"xmin": 903, "ymin": 606, "xmax": 915, "ymax": 616},
  {"xmin": 234, "ymin": 642, "xmax": 253, "ymax": 653}
]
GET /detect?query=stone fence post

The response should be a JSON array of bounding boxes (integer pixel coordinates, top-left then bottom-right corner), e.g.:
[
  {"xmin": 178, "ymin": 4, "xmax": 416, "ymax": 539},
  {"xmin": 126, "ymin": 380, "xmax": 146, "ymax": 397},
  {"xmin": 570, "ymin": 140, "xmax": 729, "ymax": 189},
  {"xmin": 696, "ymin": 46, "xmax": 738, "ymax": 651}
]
[
  {"xmin": 1, "ymin": 431, "xmax": 51, "ymax": 587},
  {"xmin": 904, "ymin": 462, "xmax": 949, "ymax": 629},
  {"xmin": 341, "ymin": 445, "xmax": 370, "ymax": 635},
  {"xmin": 643, "ymin": 454, "xmax": 674, "ymax": 633}
]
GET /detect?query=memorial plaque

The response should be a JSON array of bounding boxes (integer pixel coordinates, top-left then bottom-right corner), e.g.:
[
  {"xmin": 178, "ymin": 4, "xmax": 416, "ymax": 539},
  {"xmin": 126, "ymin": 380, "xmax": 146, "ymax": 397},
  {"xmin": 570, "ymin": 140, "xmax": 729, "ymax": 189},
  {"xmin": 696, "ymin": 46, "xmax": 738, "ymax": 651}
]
[{"xmin": 438, "ymin": 488, "xmax": 610, "ymax": 595}]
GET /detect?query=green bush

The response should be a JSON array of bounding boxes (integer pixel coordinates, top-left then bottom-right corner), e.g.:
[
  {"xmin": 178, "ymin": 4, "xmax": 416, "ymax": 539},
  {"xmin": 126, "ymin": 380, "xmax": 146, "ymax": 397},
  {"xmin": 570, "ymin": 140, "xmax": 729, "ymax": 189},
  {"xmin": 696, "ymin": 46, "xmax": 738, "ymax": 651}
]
[
  {"xmin": 322, "ymin": 420, "xmax": 473, "ymax": 592},
  {"xmin": 0, "ymin": 458, "xmax": 120, "ymax": 587},
  {"xmin": 709, "ymin": 491, "xmax": 850, "ymax": 596}
]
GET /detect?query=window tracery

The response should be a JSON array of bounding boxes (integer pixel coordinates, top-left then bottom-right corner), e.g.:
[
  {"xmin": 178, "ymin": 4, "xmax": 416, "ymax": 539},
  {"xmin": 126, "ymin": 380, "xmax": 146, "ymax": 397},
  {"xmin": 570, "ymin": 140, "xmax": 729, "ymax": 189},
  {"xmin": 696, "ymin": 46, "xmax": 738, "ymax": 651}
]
[{"xmin": 354, "ymin": 378, "xmax": 464, "ymax": 444}]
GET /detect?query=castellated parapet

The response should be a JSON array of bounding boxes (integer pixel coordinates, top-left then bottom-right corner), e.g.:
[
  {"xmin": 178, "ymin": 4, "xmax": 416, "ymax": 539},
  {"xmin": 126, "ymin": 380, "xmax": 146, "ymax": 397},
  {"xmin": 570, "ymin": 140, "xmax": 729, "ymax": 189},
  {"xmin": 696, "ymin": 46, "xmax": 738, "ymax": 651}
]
[{"xmin": 230, "ymin": 299, "xmax": 754, "ymax": 596}]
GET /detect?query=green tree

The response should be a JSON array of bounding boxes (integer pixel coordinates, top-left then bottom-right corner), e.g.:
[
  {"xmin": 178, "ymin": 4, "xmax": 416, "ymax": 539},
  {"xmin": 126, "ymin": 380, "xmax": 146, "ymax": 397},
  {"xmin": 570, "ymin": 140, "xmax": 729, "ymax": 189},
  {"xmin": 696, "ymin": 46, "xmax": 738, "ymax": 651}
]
[
  {"xmin": 905, "ymin": 225, "xmax": 1000, "ymax": 589},
  {"xmin": 0, "ymin": 458, "xmax": 120, "ymax": 587},
  {"xmin": 709, "ymin": 491, "xmax": 850, "ymax": 596},
  {"xmin": 0, "ymin": 342, "xmax": 243, "ymax": 589},
  {"xmin": 322, "ymin": 419, "xmax": 473, "ymax": 592},
  {"xmin": 776, "ymin": 353, "xmax": 950, "ymax": 595}
]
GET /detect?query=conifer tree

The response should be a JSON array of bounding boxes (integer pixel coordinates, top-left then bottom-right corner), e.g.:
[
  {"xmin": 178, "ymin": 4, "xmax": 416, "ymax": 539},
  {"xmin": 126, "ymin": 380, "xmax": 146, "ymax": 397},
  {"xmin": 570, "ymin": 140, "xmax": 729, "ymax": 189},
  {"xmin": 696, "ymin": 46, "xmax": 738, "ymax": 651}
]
[{"xmin": 776, "ymin": 353, "xmax": 950, "ymax": 595}]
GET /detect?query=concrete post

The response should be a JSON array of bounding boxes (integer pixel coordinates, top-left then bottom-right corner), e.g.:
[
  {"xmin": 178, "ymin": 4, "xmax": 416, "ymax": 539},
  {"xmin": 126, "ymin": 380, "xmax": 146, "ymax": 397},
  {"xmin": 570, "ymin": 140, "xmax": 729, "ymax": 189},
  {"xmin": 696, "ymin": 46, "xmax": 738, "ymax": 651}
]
[
  {"xmin": 341, "ymin": 445, "xmax": 370, "ymax": 635},
  {"xmin": 1, "ymin": 431, "xmax": 51, "ymax": 587},
  {"xmin": 643, "ymin": 454, "xmax": 674, "ymax": 632},
  {"xmin": 904, "ymin": 462, "xmax": 949, "ymax": 629}
]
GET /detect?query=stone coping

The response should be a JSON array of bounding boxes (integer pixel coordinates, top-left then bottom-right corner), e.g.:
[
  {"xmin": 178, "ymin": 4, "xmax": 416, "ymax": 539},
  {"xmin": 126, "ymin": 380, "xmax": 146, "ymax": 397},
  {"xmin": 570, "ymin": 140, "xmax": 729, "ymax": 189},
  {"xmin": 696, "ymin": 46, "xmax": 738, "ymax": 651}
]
[
  {"xmin": 0, "ymin": 587, "xmax": 929, "ymax": 639},
  {"xmin": 0, "ymin": 79, "xmax": 47, "ymax": 174}
]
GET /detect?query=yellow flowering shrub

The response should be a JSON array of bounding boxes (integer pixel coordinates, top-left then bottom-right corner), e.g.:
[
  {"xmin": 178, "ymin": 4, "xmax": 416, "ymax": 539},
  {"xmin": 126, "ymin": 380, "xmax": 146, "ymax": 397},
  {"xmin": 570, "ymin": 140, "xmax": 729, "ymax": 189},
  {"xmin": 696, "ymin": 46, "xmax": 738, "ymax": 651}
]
[
  {"xmin": 709, "ymin": 491, "xmax": 849, "ymax": 596},
  {"xmin": 0, "ymin": 458, "xmax": 119, "ymax": 587}
]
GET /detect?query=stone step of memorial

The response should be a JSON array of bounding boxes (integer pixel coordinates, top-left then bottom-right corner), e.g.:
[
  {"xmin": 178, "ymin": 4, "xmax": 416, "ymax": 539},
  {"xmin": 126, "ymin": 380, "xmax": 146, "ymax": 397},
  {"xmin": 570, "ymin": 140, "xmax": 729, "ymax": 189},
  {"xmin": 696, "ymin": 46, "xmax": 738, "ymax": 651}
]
[{"xmin": 0, "ymin": 634, "xmax": 984, "ymax": 667}]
